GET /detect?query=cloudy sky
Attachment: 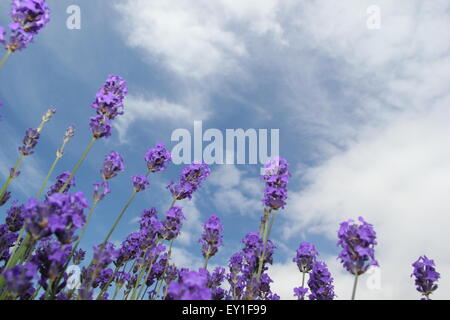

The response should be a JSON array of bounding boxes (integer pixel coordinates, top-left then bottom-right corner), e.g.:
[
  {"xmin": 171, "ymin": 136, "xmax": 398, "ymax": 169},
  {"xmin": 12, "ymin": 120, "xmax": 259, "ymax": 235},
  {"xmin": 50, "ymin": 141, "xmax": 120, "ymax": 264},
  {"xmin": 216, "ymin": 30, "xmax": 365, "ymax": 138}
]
[{"xmin": 1, "ymin": 0, "xmax": 450, "ymax": 299}]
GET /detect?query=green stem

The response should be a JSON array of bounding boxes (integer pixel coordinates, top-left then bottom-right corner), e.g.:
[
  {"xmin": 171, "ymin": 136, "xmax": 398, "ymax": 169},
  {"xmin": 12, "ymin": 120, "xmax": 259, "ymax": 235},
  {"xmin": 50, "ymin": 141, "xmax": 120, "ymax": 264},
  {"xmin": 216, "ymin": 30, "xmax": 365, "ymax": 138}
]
[
  {"xmin": 58, "ymin": 137, "xmax": 96, "ymax": 193},
  {"xmin": 0, "ymin": 155, "xmax": 24, "ymax": 201},
  {"xmin": 351, "ymin": 274, "xmax": 359, "ymax": 300},
  {"xmin": 0, "ymin": 50, "xmax": 12, "ymax": 69},
  {"xmin": 37, "ymin": 156, "xmax": 59, "ymax": 198},
  {"xmin": 256, "ymin": 210, "xmax": 272, "ymax": 280},
  {"xmin": 301, "ymin": 272, "xmax": 306, "ymax": 287},
  {"xmin": 102, "ymin": 190, "xmax": 137, "ymax": 245}
]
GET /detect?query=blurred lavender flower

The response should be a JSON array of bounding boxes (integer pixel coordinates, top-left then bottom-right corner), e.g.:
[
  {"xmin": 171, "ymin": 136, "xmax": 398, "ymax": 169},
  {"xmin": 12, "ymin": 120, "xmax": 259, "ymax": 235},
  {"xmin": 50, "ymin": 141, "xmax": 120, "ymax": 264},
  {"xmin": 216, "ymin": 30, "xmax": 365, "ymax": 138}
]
[
  {"xmin": 145, "ymin": 143, "xmax": 172, "ymax": 172},
  {"xmin": 0, "ymin": 191, "xmax": 11, "ymax": 207},
  {"xmin": 89, "ymin": 115, "xmax": 111, "ymax": 139},
  {"xmin": 308, "ymin": 261, "xmax": 335, "ymax": 300},
  {"xmin": 19, "ymin": 128, "xmax": 40, "ymax": 155},
  {"xmin": 261, "ymin": 157, "xmax": 290, "ymax": 210},
  {"xmin": 161, "ymin": 206, "xmax": 185, "ymax": 241},
  {"xmin": 91, "ymin": 75, "xmax": 127, "ymax": 120},
  {"xmin": 293, "ymin": 286, "xmax": 308, "ymax": 300},
  {"xmin": 92, "ymin": 242, "xmax": 118, "ymax": 269},
  {"xmin": 47, "ymin": 172, "xmax": 75, "ymax": 196},
  {"xmin": 166, "ymin": 269, "xmax": 212, "ymax": 300},
  {"xmin": 132, "ymin": 175, "xmax": 149, "ymax": 192},
  {"xmin": 0, "ymin": 223, "xmax": 18, "ymax": 261},
  {"xmin": 293, "ymin": 242, "xmax": 318, "ymax": 273},
  {"xmin": 2, "ymin": 262, "xmax": 37, "ymax": 299},
  {"xmin": 93, "ymin": 181, "xmax": 111, "ymax": 202},
  {"xmin": 0, "ymin": 26, "xmax": 5, "ymax": 46},
  {"xmin": 32, "ymin": 239, "xmax": 71, "ymax": 282},
  {"xmin": 199, "ymin": 214, "xmax": 223, "ymax": 261},
  {"xmin": 24, "ymin": 192, "xmax": 88, "ymax": 243},
  {"xmin": 168, "ymin": 163, "xmax": 211, "ymax": 200},
  {"xmin": 73, "ymin": 248, "xmax": 86, "ymax": 265},
  {"xmin": 337, "ymin": 217, "xmax": 378, "ymax": 275},
  {"xmin": 63, "ymin": 125, "xmax": 75, "ymax": 141},
  {"xmin": 5, "ymin": 203, "xmax": 24, "ymax": 232},
  {"xmin": 411, "ymin": 255, "xmax": 440, "ymax": 300},
  {"xmin": 100, "ymin": 151, "xmax": 125, "ymax": 180}
]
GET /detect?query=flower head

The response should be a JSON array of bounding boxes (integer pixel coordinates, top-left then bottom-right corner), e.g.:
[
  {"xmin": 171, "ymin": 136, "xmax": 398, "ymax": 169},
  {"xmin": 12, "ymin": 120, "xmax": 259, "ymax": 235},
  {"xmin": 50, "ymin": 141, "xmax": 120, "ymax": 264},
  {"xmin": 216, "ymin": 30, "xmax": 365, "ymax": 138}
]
[
  {"xmin": 261, "ymin": 157, "xmax": 290, "ymax": 210},
  {"xmin": 0, "ymin": 224, "xmax": 18, "ymax": 261},
  {"xmin": 411, "ymin": 255, "xmax": 440, "ymax": 299},
  {"xmin": 337, "ymin": 217, "xmax": 378, "ymax": 275},
  {"xmin": 145, "ymin": 143, "xmax": 172, "ymax": 172},
  {"xmin": 2, "ymin": 262, "xmax": 37, "ymax": 299},
  {"xmin": 47, "ymin": 172, "xmax": 75, "ymax": 196},
  {"xmin": 91, "ymin": 75, "xmax": 127, "ymax": 120},
  {"xmin": 93, "ymin": 181, "xmax": 111, "ymax": 202},
  {"xmin": 166, "ymin": 269, "xmax": 212, "ymax": 300},
  {"xmin": 100, "ymin": 151, "xmax": 125, "ymax": 180},
  {"xmin": 168, "ymin": 163, "xmax": 211, "ymax": 200},
  {"xmin": 32, "ymin": 239, "xmax": 71, "ymax": 281},
  {"xmin": 19, "ymin": 128, "xmax": 40, "ymax": 155},
  {"xmin": 0, "ymin": 191, "xmax": 11, "ymax": 207},
  {"xmin": 161, "ymin": 206, "xmax": 185, "ymax": 241},
  {"xmin": 308, "ymin": 261, "xmax": 335, "ymax": 300},
  {"xmin": 293, "ymin": 242, "xmax": 318, "ymax": 273},
  {"xmin": 199, "ymin": 214, "xmax": 223, "ymax": 260},
  {"xmin": 6, "ymin": 203, "xmax": 24, "ymax": 232},
  {"xmin": 73, "ymin": 248, "xmax": 86, "ymax": 265},
  {"xmin": 294, "ymin": 286, "xmax": 308, "ymax": 300},
  {"xmin": 89, "ymin": 115, "xmax": 111, "ymax": 139},
  {"xmin": 132, "ymin": 175, "xmax": 149, "ymax": 192}
]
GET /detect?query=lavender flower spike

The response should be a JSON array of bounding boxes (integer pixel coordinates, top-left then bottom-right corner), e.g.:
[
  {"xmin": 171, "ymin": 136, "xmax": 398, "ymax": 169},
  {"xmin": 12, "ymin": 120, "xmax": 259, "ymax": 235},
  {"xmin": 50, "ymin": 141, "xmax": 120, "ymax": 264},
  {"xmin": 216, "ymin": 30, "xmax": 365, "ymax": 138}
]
[
  {"xmin": 145, "ymin": 143, "xmax": 172, "ymax": 173},
  {"xmin": 91, "ymin": 75, "xmax": 128, "ymax": 120},
  {"xmin": 261, "ymin": 157, "xmax": 291, "ymax": 210},
  {"xmin": 199, "ymin": 215, "xmax": 223, "ymax": 267},
  {"xmin": 411, "ymin": 255, "xmax": 440, "ymax": 300},
  {"xmin": 19, "ymin": 128, "xmax": 40, "ymax": 156},
  {"xmin": 293, "ymin": 242, "xmax": 318, "ymax": 274},
  {"xmin": 308, "ymin": 261, "xmax": 335, "ymax": 300},
  {"xmin": 132, "ymin": 175, "xmax": 149, "ymax": 193},
  {"xmin": 101, "ymin": 151, "xmax": 125, "ymax": 180},
  {"xmin": 168, "ymin": 163, "xmax": 211, "ymax": 200}
]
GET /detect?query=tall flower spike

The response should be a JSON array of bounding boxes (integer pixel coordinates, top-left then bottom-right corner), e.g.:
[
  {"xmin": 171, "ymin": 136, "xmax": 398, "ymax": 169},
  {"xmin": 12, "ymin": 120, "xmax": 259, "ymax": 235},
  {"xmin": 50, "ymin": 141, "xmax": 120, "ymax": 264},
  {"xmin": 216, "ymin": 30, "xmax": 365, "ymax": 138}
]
[
  {"xmin": 93, "ymin": 181, "xmax": 111, "ymax": 202},
  {"xmin": 132, "ymin": 175, "xmax": 149, "ymax": 193},
  {"xmin": 293, "ymin": 242, "xmax": 318, "ymax": 273},
  {"xmin": 337, "ymin": 217, "xmax": 378, "ymax": 275},
  {"xmin": 145, "ymin": 143, "xmax": 172, "ymax": 172},
  {"xmin": 167, "ymin": 163, "xmax": 211, "ymax": 200},
  {"xmin": 91, "ymin": 75, "xmax": 128, "ymax": 120},
  {"xmin": 199, "ymin": 215, "xmax": 223, "ymax": 263},
  {"xmin": 161, "ymin": 206, "xmax": 185, "ymax": 241},
  {"xmin": 308, "ymin": 261, "xmax": 335, "ymax": 300},
  {"xmin": 411, "ymin": 255, "xmax": 440, "ymax": 300},
  {"xmin": 37, "ymin": 108, "xmax": 56, "ymax": 132},
  {"xmin": 166, "ymin": 269, "xmax": 212, "ymax": 300},
  {"xmin": 89, "ymin": 115, "xmax": 111, "ymax": 139},
  {"xmin": 261, "ymin": 157, "xmax": 290, "ymax": 210},
  {"xmin": 100, "ymin": 151, "xmax": 125, "ymax": 180},
  {"xmin": 47, "ymin": 172, "xmax": 75, "ymax": 196},
  {"xmin": 19, "ymin": 128, "xmax": 40, "ymax": 156}
]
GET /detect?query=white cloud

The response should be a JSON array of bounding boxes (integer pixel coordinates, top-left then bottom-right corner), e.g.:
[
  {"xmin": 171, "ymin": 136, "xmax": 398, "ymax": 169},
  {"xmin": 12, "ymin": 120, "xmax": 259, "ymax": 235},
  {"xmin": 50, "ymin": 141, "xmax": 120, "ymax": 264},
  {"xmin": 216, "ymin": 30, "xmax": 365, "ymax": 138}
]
[
  {"xmin": 114, "ymin": 95, "xmax": 210, "ymax": 143},
  {"xmin": 208, "ymin": 165, "xmax": 262, "ymax": 216},
  {"xmin": 114, "ymin": 0, "xmax": 288, "ymax": 78}
]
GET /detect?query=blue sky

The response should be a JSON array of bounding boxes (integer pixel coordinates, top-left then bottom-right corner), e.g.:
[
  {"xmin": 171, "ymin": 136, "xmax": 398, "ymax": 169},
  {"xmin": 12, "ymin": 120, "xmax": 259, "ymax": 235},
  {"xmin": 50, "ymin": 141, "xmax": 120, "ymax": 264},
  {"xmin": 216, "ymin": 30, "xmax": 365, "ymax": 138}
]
[{"xmin": 2, "ymin": 0, "xmax": 450, "ymax": 299}]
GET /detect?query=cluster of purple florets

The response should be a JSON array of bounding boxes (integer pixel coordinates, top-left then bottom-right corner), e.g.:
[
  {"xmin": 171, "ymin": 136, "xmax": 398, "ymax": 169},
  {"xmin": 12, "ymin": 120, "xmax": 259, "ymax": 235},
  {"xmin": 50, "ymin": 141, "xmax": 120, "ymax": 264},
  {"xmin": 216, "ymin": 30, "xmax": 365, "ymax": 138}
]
[
  {"xmin": 411, "ymin": 256, "xmax": 440, "ymax": 300},
  {"xmin": 0, "ymin": 0, "xmax": 50, "ymax": 52},
  {"xmin": 262, "ymin": 157, "xmax": 290, "ymax": 210},
  {"xmin": 168, "ymin": 163, "xmax": 211, "ymax": 200}
]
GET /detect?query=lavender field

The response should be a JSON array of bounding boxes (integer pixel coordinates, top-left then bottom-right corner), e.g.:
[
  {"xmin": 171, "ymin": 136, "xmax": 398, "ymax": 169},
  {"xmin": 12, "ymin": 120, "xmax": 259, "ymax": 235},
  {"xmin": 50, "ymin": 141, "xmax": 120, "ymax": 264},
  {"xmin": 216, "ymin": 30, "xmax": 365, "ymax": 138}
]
[{"xmin": 0, "ymin": 1, "xmax": 448, "ymax": 301}]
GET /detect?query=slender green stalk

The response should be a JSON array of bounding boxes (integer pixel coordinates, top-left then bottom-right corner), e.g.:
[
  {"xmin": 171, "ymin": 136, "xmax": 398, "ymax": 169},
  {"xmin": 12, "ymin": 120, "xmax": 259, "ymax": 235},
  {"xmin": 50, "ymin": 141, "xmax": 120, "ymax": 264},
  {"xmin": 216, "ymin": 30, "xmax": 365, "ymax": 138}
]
[
  {"xmin": 0, "ymin": 50, "xmax": 12, "ymax": 69},
  {"xmin": 203, "ymin": 249, "xmax": 211, "ymax": 270},
  {"xmin": 36, "ymin": 156, "xmax": 59, "ymax": 198},
  {"xmin": 134, "ymin": 238, "xmax": 162, "ymax": 300},
  {"xmin": 351, "ymin": 274, "xmax": 359, "ymax": 300},
  {"xmin": 58, "ymin": 137, "xmax": 96, "ymax": 193},
  {"xmin": 256, "ymin": 210, "xmax": 272, "ymax": 280},
  {"xmin": 301, "ymin": 272, "xmax": 306, "ymax": 287},
  {"xmin": 0, "ymin": 155, "xmax": 24, "ymax": 200},
  {"xmin": 102, "ymin": 190, "xmax": 137, "ymax": 245}
]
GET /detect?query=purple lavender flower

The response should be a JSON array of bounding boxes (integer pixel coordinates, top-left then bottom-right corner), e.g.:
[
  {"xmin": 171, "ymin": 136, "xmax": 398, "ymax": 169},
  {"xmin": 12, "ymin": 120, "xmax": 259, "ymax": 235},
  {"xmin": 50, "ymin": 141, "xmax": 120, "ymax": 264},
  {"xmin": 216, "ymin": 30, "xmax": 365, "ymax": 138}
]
[
  {"xmin": 47, "ymin": 172, "xmax": 75, "ymax": 196},
  {"xmin": 161, "ymin": 206, "xmax": 185, "ymax": 241},
  {"xmin": 6, "ymin": 0, "xmax": 50, "ymax": 52},
  {"xmin": 166, "ymin": 269, "xmax": 212, "ymax": 300},
  {"xmin": 0, "ymin": 191, "xmax": 11, "ymax": 207},
  {"xmin": 63, "ymin": 125, "xmax": 75, "ymax": 141},
  {"xmin": 293, "ymin": 286, "xmax": 308, "ymax": 300},
  {"xmin": 411, "ymin": 255, "xmax": 440, "ymax": 299},
  {"xmin": 168, "ymin": 163, "xmax": 211, "ymax": 200},
  {"xmin": 91, "ymin": 75, "xmax": 127, "ymax": 120},
  {"xmin": 337, "ymin": 217, "xmax": 378, "ymax": 275},
  {"xmin": 199, "ymin": 214, "xmax": 223, "ymax": 260},
  {"xmin": 132, "ymin": 175, "xmax": 149, "ymax": 192},
  {"xmin": 145, "ymin": 143, "xmax": 172, "ymax": 172},
  {"xmin": 100, "ymin": 151, "xmax": 125, "ymax": 180},
  {"xmin": 5, "ymin": 203, "xmax": 24, "ymax": 232},
  {"xmin": 261, "ymin": 157, "xmax": 290, "ymax": 210},
  {"xmin": 2, "ymin": 262, "xmax": 37, "ymax": 299},
  {"xmin": 308, "ymin": 261, "xmax": 335, "ymax": 300},
  {"xmin": 0, "ymin": 224, "xmax": 18, "ymax": 261},
  {"xmin": 93, "ymin": 181, "xmax": 111, "ymax": 202},
  {"xmin": 138, "ymin": 208, "xmax": 163, "ymax": 249},
  {"xmin": 92, "ymin": 242, "xmax": 118, "ymax": 269},
  {"xmin": 293, "ymin": 242, "xmax": 318, "ymax": 273},
  {"xmin": 19, "ymin": 128, "xmax": 40, "ymax": 155},
  {"xmin": 89, "ymin": 115, "xmax": 111, "ymax": 139},
  {"xmin": 32, "ymin": 239, "xmax": 71, "ymax": 282},
  {"xmin": 24, "ymin": 192, "xmax": 88, "ymax": 243},
  {"xmin": 73, "ymin": 248, "xmax": 86, "ymax": 265},
  {"xmin": 117, "ymin": 231, "xmax": 143, "ymax": 266}
]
